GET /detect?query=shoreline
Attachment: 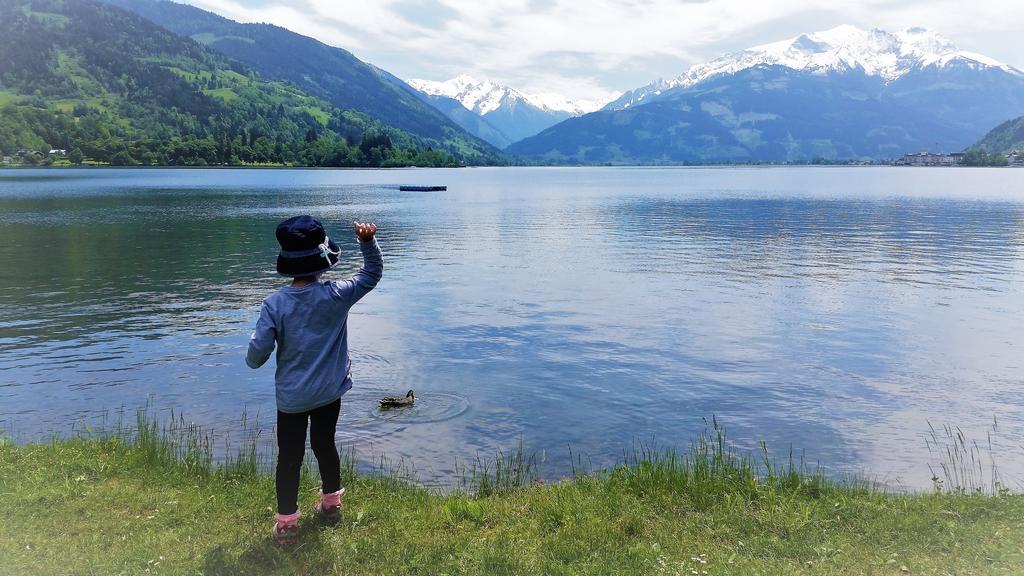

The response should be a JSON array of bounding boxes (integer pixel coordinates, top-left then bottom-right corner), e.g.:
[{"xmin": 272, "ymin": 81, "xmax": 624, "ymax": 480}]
[{"xmin": 2, "ymin": 413, "xmax": 1021, "ymax": 574}]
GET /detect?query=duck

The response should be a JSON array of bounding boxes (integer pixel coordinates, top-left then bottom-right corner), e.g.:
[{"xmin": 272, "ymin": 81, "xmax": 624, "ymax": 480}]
[{"xmin": 379, "ymin": 390, "xmax": 414, "ymax": 408}]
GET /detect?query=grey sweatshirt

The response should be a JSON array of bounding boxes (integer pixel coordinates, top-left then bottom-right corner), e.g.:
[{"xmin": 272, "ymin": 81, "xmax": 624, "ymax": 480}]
[{"xmin": 246, "ymin": 238, "xmax": 383, "ymax": 413}]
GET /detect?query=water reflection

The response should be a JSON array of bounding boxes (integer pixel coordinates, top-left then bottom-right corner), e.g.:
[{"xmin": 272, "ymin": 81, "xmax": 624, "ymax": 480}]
[{"xmin": 1, "ymin": 167, "xmax": 1022, "ymax": 489}]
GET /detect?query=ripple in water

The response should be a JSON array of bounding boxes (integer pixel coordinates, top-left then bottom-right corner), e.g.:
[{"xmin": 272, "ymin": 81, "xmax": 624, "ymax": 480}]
[
  {"xmin": 338, "ymin": 390, "xmax": 470, "ymax": 427},
  {"xmin": 370, "ymin": 392, "xmax": 470, "ymax": 424},
  {"xmin": 333, "ymin": 387, "xmax": 471, "ymax": 449}
]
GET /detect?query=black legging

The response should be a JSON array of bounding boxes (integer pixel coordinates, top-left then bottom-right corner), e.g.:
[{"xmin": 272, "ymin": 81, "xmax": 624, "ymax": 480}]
[{"xmin": 276, "ymin": 399, "xmax": 341, "ymax": 515}]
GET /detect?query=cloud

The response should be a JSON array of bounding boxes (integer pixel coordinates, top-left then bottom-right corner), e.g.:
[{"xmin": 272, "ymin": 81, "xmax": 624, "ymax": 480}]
[{"xmin": 184, "ymin": 0, "xmax": 1024, "ymax": 101}]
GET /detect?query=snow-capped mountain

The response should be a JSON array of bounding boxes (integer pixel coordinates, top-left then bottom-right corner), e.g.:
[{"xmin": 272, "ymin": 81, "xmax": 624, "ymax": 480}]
[
  {"xmin": 518, "ymin": 92, "xmax": 608, "ymax": 117},
  {"xmin": 607, "ymin": 25, "xmax": 1023, "ymax": 110},
  {"xmin": 406, "ymin": 75, "xmax": 611, "ymax": 147},
  {"xmin": 602, "ymin": 78, "xmax": 675, "ymax": 112},
  {"xmin": 511, "ymin": 25, "xmax": 1024, "ymax": 164},
  {"xmin": 409, "ymin": 75, "xmax": 606, "ymax": 116}
]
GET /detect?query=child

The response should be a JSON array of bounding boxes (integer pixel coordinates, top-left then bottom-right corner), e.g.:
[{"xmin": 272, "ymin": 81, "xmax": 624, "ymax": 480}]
[{"xmin": 246, "ymin": 215, "xmax": 383, "ymax": 544}]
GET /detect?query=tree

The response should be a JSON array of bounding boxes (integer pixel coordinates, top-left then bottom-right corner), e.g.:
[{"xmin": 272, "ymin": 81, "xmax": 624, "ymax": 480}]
[
  {"xmin": 68, "ymin": 147, "xmax": 84, "ymax": 165},
  {"xmin": 109, "ymin": 149, "xmax": 138, "ymax": 166},
  {"xmin": 360, "ymin": 131, "xmax": 393, "ymax": 155},
  {"xmin": 962, "ymin": 149, "xmax": 1009, "ymax": 167}
]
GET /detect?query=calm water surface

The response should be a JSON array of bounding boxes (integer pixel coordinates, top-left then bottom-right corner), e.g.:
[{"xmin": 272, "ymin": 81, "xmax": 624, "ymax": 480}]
[{"xmin": 1, "ymin": 167, "xmax": 1022, "ymax": 489}]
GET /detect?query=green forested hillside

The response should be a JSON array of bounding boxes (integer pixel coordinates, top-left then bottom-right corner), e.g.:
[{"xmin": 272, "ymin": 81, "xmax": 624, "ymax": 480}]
[
  {"xmin": 0, "ymin": 0, "xmax": 462, "ymax": 167},
  {"xmin": 973, "ymin": 115, "xmax": 1024, "ymax": 154},
  {"xmin": 102, "ymin": 0, "xmax": 502, "ymax": 163}
]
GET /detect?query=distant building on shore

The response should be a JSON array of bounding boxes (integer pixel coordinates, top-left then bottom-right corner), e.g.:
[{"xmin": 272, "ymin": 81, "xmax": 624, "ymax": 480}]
[
  {"xmin": 1, "ymin": 156, "xmax": 11, "ymax": 165},
  {"xmin": 895, "ymin": 152, "xmax": 965, "ymax": 166},
  {"xmin": 1007, "ymin": 151, "xmax": 1023, "ymax": 166}
]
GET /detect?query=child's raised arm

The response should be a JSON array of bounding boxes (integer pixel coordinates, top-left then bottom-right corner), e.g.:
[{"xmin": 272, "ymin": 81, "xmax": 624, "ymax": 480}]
[
  {"xmin": 328, "ymin": 221, "xmax": 383, "ymax": 306},
  {"xmin": 246, "ymin": 301, "xmax": 277, "ymax": 368}
]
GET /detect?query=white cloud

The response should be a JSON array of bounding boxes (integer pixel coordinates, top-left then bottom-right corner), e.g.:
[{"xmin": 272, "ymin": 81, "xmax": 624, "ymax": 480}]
[{"xmin": 184, "ymin": 0, "xmax": 1024, "ymax": 101}]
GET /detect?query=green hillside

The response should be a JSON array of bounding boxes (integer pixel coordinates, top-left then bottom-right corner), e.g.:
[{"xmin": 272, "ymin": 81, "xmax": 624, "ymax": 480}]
[
  {"xmin": 973, "ymin": 115, "xmax": 1024, "ymax": 154},
  {"xmin": 102, "ymin": 0, "xmax": 502, "ymax": 163},
  {"xmin": 0, "ymin": 0, "xmax": 461, "ymax": 167}
]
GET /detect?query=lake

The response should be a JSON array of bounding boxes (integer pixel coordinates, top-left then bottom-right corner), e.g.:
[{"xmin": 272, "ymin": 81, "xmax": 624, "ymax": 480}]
[{"xmin": 1, "ymin": 167, "xmax": 1022, "ymax": 490}]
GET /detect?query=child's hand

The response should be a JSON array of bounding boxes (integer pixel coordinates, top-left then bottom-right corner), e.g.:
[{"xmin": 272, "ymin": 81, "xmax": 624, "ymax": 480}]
[{"xmin": 354, "ymin": 220, "xmax": 377, "ymax": 241}]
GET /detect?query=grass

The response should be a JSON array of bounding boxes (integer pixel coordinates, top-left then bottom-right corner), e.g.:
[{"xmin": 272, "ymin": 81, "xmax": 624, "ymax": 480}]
[
  {"xmin": 51, "ymin": 97, "xmax": 108, "ymax": 114},
  {"xmin": 54, "ymin": 50, "xmax": 108, "ymax": 96},
  {"xmin": 203, "ymin": 87, "xmax": 241, "ymax": 103},
  {"xmin": 1, "ymin": 413, "xmax": 1022, "ymax": 575},
  {"xmin": 0, "ymin": 90, "xmax": 17, "ymax": 107},
  {"xmin": 926, "ymin": 418, "xmax": 1008, "ymax": 495},
  {"xmin": 295, "ymin": 104, "xmax": 330, "ymax": 126}
]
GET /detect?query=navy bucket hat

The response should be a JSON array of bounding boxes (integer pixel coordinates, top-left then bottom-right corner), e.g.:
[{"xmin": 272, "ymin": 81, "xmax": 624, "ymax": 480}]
[{"xmin": 275, "ymin": 215, "xmax": 341, "ymax": 277}]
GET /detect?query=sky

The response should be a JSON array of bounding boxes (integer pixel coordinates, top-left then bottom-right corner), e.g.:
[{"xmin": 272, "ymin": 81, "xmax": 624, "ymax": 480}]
[{"xmin": 182, "ymin": 0, "xmax": 1024, "ymax": 102}]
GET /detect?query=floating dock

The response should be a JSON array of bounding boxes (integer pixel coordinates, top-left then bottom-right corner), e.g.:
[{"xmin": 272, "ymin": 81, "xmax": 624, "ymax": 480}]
[{"xmin": 399, "ymin": 185, "xmax": 447, "ymax": 191}]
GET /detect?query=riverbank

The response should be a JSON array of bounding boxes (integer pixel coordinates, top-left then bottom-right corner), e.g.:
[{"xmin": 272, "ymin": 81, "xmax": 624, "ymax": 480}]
[{"xmin": 1, "ymin": 421, "xmax": 1022, "ymax": 575}]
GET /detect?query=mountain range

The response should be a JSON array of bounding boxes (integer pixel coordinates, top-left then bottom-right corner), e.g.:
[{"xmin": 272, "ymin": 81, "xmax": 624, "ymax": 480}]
[
  {"xmin": 2, "ymin": 1, "xmax": 1021, "ymax": 167},
  {"xmin": 407, "ymin": 75, "xmax": 609, "ymax": 148},
  {"xmin": 509, "ymin": 25, "xmax": 1024, "ymax": 163},
  {"xmin": 604, "ymin": 26, "xmax": 1020, "ymax": 110}
]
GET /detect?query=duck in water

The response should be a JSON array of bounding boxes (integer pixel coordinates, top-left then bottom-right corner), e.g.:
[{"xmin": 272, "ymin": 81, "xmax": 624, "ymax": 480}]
[{"xmin": 379, "ymin": 390, "xmax": 414, "ymax": 408}]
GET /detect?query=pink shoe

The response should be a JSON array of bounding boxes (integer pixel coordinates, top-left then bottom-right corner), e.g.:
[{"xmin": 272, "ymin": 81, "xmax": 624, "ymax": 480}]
[
  {"xmin": 272, "ymin": 522, "xmax": 298, "ymax": 545},
  {"xmin": 272, "ymin": 511, "xmax": 301, "ymax": 545},
  {"xmin": 314, "ymin": 488, "xmax": 345, "ymax": 523}
]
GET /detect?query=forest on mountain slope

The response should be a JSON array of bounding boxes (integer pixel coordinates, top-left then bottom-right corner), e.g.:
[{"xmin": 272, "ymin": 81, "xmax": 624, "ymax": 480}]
[
  {"xmin": 0, "ymin": 0, "xmax": 469, "ymax": 167},
  {"xmin": 101, "ymin": 0, "xmax": 502, "ymax": 163}
]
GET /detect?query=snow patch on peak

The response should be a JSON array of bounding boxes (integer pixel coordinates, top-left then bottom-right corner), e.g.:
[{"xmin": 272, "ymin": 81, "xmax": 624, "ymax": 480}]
[
  {"xmin": 896, "ymin": 27, "xmax": 956, "ymax": 56},
  {"xmin": 408, "ymin": 75, "xmax": 514, "ymax": 115},
  {"xmin": 669, "ymin": 25, "xmax": 1020, "ymax": 90},
  {"xmin": 603, "ymin": 78, "xmax": 675, "ymax": 110},
  {"xmin": 604, "ymin": 25, "xmax": 1022, "ymax": 112},
  {"xmin": 407, "ymin": 76, "xmax": 611, "ymax": 116},
  {"xmin": 528, "ymin": 92, "xmax": 607, "ymax": 115}
]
